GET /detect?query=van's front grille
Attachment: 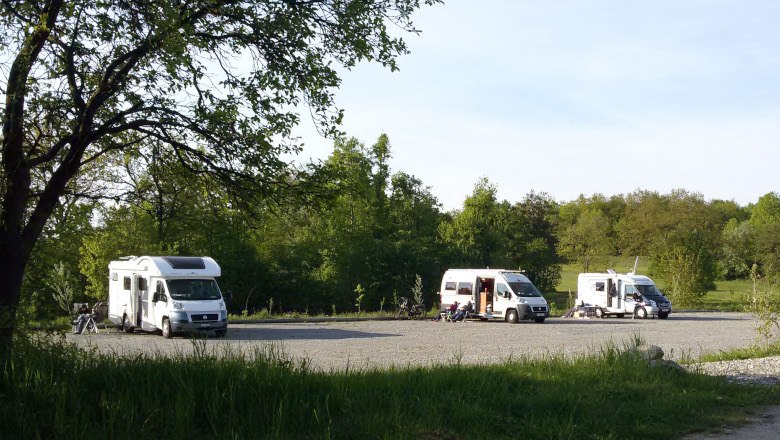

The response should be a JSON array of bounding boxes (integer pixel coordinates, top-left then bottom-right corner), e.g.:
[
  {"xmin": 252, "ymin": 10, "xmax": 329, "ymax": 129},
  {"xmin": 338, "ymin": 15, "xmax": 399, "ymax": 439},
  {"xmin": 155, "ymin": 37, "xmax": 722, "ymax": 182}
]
[
  {"xmin": 532, "ymin": 306, "xmax": 547, "ymax": 312},
  {"xmin": 190, "ymin": 313, "xmax": 219, "ymax": 322}
]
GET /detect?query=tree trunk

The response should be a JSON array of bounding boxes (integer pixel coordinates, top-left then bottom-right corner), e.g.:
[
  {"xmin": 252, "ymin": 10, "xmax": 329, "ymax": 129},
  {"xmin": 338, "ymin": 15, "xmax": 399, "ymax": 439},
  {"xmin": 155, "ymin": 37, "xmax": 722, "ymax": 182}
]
[{"xmin": 0, "ymin": 240, "xmax": 26, "ymax": 369}]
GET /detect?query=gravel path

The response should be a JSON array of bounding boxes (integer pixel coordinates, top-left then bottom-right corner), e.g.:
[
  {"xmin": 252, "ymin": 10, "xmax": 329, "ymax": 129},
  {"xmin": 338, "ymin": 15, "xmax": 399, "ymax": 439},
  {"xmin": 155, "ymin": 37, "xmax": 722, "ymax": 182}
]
[{"xmin": 67, "ymin": 312, "xmax": 773, "ymax": 373}]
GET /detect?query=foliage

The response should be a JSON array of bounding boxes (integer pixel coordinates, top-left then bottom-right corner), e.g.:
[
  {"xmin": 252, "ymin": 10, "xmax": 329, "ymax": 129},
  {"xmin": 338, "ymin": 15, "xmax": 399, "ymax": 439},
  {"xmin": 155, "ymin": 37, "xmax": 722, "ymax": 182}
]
[
  {"xmin": 558, "ymin": 208, "xmax": 612, "ymax": 272},
  {"xmin": 45, "ymin": 262, "xmax": 78, "ymax": 316},
  {"xmin": 719, "ymin": 219, "xmax": 757, "ymax": 279},
  {"xmin": 745, "ymin": 265, "xmax": 780, "ymax": 344},
  {"xmin": 0, "ymin": 0, "xmax": 440, "ymax": 360},
  {"xmin": 653, "ymin": 245, "xmax": 713, "ymax": 307},
  {"xmin": 411, "ymin": 274, "xmax": 424, "ymax": 305}
]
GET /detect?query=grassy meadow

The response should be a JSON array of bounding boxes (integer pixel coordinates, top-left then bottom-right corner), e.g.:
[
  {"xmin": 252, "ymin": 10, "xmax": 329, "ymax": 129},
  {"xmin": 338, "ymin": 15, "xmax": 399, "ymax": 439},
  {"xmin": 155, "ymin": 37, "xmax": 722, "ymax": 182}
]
[{"xmin": 2, "ymin": 335, "xmax": 779, "ymax": 439}]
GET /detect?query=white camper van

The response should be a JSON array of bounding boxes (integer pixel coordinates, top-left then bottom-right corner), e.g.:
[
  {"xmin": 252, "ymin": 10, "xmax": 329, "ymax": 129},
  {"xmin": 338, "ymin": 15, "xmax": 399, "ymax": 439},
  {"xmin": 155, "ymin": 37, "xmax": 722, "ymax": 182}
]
[
  {"xmin": 108, "ymin": 256, "xmax": 228, "ymax": 338},
  {"xmin": 576, "ymin": 271, "xmax": 672, "ymax": 319},
  {"xmin": 439, "ymin": 269, "xmax": 549, "ymax": 323}
]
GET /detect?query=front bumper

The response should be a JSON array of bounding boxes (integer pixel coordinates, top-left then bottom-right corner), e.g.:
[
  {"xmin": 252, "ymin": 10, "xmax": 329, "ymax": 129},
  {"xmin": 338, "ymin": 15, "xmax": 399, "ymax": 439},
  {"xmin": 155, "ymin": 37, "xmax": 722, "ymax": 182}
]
[{"xmin": 517, "ymin": 304, "xmax": 549, "ymax": 320}]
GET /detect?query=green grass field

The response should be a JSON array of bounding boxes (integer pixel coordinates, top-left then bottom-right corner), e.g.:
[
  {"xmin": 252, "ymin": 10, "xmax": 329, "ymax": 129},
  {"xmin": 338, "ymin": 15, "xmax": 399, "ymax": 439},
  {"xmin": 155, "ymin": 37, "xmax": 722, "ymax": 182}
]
[{"xmin": 2, "ymin": 335, "xmax": 779, "ymax": 439}]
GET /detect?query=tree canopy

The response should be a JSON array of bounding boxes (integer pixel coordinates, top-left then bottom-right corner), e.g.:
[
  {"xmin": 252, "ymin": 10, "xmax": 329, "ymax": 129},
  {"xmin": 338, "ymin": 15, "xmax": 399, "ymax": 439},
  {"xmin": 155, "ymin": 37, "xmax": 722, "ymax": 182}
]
[{"xmin": 0, "ymin": 0, "xmax": 439, "ymax": 361}]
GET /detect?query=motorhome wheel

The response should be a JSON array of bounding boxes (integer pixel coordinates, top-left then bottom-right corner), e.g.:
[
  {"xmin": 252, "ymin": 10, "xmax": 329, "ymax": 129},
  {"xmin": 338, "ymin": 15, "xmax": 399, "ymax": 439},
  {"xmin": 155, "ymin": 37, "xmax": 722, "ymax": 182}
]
[
  {"xmin": 123, "ymin": 315, "xmax": 134, "ymax": 333},
  {"xmin": 162, "ymin": 318, "xmax": 172, "ymax": 339},
  {"xmin": 635, "ymin": 307, "xmax": 647, "ymax": 319},
  {"xmin": 506, "ymin": 309, "xmax": 519, "ymax": 324}
]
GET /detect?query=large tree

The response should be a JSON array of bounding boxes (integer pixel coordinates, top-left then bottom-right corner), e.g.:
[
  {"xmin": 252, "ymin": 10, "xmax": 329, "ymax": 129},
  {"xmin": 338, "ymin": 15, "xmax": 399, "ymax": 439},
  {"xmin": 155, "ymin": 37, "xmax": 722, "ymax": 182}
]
[{"xmin": 0, "ymin": 0, "xmax": 438, "ymax": 359}]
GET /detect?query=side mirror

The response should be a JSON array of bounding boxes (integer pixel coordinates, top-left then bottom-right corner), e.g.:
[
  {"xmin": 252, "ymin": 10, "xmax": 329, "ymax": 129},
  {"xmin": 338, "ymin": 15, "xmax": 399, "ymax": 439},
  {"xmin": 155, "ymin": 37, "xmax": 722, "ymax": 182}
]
[{"xmin": 152, "ymin": 292, "xmax": 159, "ymax": 303}]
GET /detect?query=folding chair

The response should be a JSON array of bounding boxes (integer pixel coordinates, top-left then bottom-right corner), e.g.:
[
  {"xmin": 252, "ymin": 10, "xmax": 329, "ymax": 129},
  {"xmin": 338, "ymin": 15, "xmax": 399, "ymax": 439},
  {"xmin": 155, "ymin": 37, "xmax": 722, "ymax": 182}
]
[
  {"xmin": 84, "ymin": 302, "xmax": 102, "ymax": 334},
  {"xmin": 72, "ymin": 302, "xmax": 101, "ymax": 334}
]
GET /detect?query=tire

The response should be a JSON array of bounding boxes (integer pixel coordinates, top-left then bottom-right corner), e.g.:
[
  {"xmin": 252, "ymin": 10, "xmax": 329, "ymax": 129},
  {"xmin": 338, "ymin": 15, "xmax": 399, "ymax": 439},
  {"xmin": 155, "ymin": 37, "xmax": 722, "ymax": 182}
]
[
  {"xmin": 595, "ymin": 307, "xmax": 605, "ymax": 319},
  {"xmin": 534, "ymin": 317, "xmax": 546, "ymax": 323},
  {"xmin": 123, "ymin": 314, "xmax": 134, "ymax": 333},
  {"xmin": 635, "ymin": 307, "xmax": 647, "ymax": 319},
  {"xmin": 658, "ymin": 313, "xmax": 669, "ymax": 320},
  {"xmin": 506, "ymin": 309, "xmax": 519, "ymax": 324},
  {"xmin": 161, "ymin": 318, "xmax": 172, "ymax": 339}
]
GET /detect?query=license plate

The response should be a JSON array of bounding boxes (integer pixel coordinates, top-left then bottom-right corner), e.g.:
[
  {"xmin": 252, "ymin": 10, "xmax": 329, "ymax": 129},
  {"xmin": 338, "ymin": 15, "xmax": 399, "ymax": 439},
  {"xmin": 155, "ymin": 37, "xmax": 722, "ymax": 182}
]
[
  {"xmin": 200, "ymin": 323, "xmax": 211, "ymax": 327},
  {"xmin": 661, "ymin": 309, "xmax": 669, "ymax": 312},
  {"xmin": 535, "ymin": 313, "xmax": 545, "ymax": 317}
]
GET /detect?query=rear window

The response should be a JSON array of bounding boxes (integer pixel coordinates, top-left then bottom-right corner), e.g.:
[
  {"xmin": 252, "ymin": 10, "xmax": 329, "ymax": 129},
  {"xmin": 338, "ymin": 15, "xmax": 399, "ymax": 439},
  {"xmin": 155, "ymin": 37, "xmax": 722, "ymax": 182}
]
[
  {"xmin": 445, "ymin": 282, "xmax": 456, "ymax": 291},
  {"xmin": 457, "ymin": 282, "xmax": 473, "ymax": 296}
]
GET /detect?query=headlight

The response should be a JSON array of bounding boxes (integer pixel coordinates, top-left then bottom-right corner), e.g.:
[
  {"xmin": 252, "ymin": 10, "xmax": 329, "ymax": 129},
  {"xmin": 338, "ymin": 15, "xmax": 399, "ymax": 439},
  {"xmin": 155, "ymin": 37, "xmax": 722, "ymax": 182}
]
[
  {"xmin": 172, "ymin": 301, "xmax": 183, "ymax": 310},
  {"xmin": 517, "ymin": 299, "xmax": 528, "ymax": 304},
  {"xmin": 171, "ymin": 311, "xmax": 188, "ymax": 322},
  {"xmin": 219, "ymin": 301, "xmax": 225, "ymax": 309}
]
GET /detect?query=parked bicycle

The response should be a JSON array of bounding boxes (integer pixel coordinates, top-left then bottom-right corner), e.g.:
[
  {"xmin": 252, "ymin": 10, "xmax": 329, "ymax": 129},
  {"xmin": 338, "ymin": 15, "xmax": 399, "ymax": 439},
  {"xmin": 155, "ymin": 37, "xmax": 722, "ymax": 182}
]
[{"xmin": 396, "ymin": 297, "xmax": 426, "ymax": 319}]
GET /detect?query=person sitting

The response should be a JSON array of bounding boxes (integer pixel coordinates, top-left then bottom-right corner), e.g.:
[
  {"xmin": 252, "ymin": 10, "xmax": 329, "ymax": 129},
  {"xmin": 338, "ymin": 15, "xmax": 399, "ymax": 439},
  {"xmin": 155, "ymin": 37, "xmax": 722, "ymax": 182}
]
[
  {"xmin": 73, "ymin": 303, "xmax": 91, "ymax": 334},
  {"xmin": 433, "ymin": 301, "xmax": 459, "ymax": 321},
  {"xmin": 451, "ymin": 301, "xmax": 473, "ymax": 322}
]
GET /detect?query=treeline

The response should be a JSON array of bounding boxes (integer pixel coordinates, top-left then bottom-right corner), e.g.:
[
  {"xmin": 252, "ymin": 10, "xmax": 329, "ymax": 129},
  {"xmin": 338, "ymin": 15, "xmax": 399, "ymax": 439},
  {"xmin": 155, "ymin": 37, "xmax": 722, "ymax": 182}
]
[{"xmin": 22, "ymin": 135, "xmax": 780, "ymax": 319}]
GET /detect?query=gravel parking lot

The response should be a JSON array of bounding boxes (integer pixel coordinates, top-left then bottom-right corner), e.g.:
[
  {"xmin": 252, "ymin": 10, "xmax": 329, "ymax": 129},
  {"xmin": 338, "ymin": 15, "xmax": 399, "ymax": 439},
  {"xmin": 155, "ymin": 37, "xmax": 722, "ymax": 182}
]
[{"xmin": 66, "ymin": 312, "xmax": 765, "ymax": 371}]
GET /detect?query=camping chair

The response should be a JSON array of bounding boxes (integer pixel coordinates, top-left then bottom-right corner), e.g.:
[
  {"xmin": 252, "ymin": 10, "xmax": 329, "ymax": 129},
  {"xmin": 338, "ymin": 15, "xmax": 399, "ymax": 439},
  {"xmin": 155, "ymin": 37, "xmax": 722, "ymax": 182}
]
[{"xmin": 72, "ymin": 302, "xmax": 101, "ymax": 334}]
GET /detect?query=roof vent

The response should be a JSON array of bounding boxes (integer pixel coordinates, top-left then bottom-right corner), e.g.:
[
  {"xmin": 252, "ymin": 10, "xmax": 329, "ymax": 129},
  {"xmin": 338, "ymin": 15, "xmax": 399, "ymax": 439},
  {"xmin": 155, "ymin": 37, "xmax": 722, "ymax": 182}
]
[{"xmin": 163, "ymin": 256, "xmax": 205, "ymax": 270}]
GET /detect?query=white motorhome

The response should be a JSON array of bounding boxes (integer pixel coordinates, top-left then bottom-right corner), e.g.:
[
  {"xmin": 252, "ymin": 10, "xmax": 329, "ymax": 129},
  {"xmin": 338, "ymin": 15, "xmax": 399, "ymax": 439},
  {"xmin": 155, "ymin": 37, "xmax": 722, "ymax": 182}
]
[
  {"xmin": 439, "ymin": 269, "xmax": 549, "ymax": 323},
  {"xmin": 576, "ymin": 271, "xmax": 672, "ymax": 319},
  {"xmin": 108, "ymin": 256, "xmax": 228, "ymax": 338}
]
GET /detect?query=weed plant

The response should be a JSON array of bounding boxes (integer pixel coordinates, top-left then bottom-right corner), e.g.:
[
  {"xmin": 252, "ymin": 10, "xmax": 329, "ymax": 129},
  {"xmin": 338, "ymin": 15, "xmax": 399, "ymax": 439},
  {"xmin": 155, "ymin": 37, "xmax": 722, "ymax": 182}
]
[{"xmin": 2, "ymin": 335, "xmax": 778, "ymax": 439}]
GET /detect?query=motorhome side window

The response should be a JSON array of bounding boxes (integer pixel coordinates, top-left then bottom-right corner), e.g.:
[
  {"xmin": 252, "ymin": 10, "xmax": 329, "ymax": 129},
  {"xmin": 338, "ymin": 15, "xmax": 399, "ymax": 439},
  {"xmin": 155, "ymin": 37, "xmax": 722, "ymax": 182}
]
[
  {"xmin": 593, "ymin": 281, "xmax": 605, "ymax": 291},
  {"xmin": 138, "ymin": 277, "xmax": 147, "ymax": 291},
  {"xmin": 457, "ymin": 282, "xmax": 472, "ymax": 296},
  {"xmin": 123, "ymin": 277, "xmax": 131, "ymax": 290},
  {"xmin": 497, "ymin": 283, "xmax": 510, "ymax": 297},
  {"xmin": 445, "ymin": 282, "xmax": 456, "ymax": 291}
]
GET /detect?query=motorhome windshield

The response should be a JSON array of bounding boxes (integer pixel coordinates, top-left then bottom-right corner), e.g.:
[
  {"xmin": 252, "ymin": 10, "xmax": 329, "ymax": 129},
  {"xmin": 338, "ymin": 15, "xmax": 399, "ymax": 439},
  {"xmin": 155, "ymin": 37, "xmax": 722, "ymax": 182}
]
[
  {"xmin": 509, "ymin": 282, "xmax": 542, "ymax": 297},
  {"xmin": 167, "ymin": 279, "xmax": 222, "ymax": 301},
  {"xmin": 633, "ymin": 284, "xmax": 663, "ymax": 297}
]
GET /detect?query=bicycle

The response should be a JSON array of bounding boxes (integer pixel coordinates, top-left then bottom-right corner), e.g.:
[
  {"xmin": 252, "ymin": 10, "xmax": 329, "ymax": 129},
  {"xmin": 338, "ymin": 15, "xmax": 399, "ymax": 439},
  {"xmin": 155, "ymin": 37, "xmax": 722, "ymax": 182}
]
[{"xmin": 396, "ymin": 297, "xmax": 426, "ymax": 319}]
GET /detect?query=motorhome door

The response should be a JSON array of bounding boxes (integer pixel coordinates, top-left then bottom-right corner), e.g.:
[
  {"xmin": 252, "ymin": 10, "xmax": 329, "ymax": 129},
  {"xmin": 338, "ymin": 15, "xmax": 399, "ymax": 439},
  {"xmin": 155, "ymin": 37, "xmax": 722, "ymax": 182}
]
[{"xmin": 494, "ymin": 281, "xmax": 512, "ymax": 317}]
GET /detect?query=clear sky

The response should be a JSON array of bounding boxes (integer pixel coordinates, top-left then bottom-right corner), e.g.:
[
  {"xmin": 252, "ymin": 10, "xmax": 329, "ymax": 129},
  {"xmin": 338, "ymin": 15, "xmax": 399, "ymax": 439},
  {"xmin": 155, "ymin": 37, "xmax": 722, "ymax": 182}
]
[{"xmin": 294, "ymin": 0, "xmax": 780, "ymax": 211}]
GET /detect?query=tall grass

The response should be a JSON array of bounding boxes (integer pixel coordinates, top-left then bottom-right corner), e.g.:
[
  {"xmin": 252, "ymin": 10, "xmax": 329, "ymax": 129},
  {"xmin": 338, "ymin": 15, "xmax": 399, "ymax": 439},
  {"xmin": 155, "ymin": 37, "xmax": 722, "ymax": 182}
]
[{"xmin": 2, "ymin": 335, "xmax": 778, "ymax": 439}]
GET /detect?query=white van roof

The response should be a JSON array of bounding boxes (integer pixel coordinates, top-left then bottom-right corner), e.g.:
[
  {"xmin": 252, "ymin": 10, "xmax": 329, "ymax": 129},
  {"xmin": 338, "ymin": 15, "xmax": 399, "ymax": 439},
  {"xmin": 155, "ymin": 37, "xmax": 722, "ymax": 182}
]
[
  {"xmin": 578, "ymin": 272, "xmax": 655, "ymax": 285},
  {"xmin": 108, "ymin": 256, "xmax": 221, "ymax": 277}
]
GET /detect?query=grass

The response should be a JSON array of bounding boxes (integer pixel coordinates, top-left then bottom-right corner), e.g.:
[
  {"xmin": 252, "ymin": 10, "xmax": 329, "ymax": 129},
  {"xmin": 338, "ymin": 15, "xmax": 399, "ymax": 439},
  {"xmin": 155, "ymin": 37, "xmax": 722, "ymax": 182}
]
[
  {"xmin": 2, "ymin": 335, "xmax": 779, "ymax": 439},
  {"xmin": 697, "ymin": 341, "xmax": 780, "ymax": 363}
]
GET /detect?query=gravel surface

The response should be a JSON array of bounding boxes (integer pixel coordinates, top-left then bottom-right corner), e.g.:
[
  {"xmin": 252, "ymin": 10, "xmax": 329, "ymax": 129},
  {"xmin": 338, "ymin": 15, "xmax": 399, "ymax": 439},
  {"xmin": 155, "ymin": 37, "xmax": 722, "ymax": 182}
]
[{"xmin": 67, "ymin": 312, "xmax": 776, "ymax": 375}]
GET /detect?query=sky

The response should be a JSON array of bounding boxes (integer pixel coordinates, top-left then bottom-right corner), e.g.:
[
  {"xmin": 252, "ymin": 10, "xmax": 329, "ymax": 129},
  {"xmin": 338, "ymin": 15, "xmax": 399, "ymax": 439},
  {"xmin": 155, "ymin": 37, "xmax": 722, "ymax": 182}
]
[{"xmin": 293, "ymin": 0, "xmax": 780, "ymax": 211}]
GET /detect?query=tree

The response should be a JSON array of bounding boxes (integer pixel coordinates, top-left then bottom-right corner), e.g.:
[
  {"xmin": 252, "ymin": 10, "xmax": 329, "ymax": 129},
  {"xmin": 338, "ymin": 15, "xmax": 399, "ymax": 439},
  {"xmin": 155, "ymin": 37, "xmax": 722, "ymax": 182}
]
[
  {"xmin": 500, "ymin": 192, "xmax": 560, "ymax": 293},
  {"xmin": 750, "ymin": 192, "xmax": 780, "ymax": 229},
  {"xmin": 559, "ymin": 208, "xmax": 612, "ymax": 273},
  {"xmin": 439, "ymin": 178, "xmax": 503, "ymax": 267},
  {"xmin": 0, "ymin": 0, "xmax": 439, "ymax": 359}
]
